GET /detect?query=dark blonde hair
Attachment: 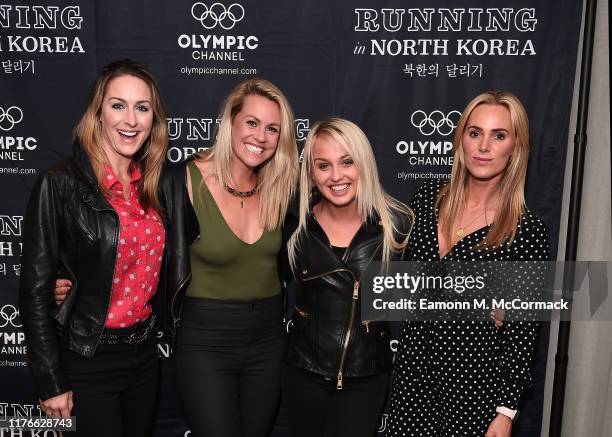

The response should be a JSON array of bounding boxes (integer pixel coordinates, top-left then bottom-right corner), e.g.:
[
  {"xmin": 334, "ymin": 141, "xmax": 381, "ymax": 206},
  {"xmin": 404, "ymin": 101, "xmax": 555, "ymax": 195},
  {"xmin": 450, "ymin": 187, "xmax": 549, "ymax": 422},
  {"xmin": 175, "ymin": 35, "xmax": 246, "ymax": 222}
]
[
  {"xmin": 195, "ymin": 77, "xmax": 298, "ymax": 230},
  {"xmin": 437, "ymin": 90, "xmax": 530, "ymax": 248},
  {"xmin": 74, "ymin": 59, "xmax": 168, "ymax": 214}
]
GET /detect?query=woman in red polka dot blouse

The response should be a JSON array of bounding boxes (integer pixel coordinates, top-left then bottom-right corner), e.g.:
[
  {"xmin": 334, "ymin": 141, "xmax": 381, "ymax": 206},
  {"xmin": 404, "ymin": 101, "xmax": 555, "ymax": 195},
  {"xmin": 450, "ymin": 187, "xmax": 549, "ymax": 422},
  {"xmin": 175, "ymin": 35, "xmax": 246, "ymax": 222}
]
[{"xmin": 19, "ymin": 59, "xmax": 168, "ymax": 437}]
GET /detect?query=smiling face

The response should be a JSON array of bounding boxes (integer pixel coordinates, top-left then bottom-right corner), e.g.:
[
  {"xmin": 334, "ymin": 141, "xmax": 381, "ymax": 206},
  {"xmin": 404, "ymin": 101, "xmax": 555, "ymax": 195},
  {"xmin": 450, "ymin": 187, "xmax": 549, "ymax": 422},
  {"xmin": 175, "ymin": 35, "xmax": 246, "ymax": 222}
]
[
  {"xmin": 462, "ymin": 103, "xmax": 515, "ymax": 184},
  {"xmin": 311, "ymin": 134, "xmax": 359, "ymax": 210},
  {"xmin": 99, "ymin": 74, "xmax": 153, "ymax": 168},
  {"xmin": 230, "ymin": 94, "xmax": 281, "ymax": 172}
]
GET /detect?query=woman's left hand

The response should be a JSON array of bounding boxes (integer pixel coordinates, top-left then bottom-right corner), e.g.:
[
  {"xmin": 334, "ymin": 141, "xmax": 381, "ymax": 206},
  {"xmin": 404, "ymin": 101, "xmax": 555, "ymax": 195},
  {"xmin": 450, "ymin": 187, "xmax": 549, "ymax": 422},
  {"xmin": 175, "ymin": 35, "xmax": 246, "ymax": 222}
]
[{"xmin": 485, "ymin": 413, "xmax": 512, "ymax": 437}]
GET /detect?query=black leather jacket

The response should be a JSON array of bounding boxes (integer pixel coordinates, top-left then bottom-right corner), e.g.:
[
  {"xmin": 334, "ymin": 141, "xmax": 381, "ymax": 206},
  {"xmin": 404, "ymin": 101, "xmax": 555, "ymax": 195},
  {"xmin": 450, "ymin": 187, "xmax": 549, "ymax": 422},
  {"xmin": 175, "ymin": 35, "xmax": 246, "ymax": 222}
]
[
  {"xmin": 284, "ymin": 209, "xmax": 413, "ymax": 388},
  {"xmin": 157, "ymin": 160, "xmax": 199, "ymax": 334},
  {"xmin": 19, "ymin": 143, "xmax": 165, "ymax": 401}
]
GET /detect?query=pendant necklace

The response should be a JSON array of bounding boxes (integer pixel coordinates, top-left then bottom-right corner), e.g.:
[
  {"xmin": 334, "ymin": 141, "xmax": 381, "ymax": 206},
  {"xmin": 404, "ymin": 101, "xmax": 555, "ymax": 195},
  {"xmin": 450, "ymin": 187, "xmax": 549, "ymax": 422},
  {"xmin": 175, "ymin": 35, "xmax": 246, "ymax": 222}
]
[
  {"xmin": 456, "ymin": 208, "xmax": 488, "ymax": 238},
  {"xmin": 224, "ymin": 182, "xmax": 258, "ymax": 208}
]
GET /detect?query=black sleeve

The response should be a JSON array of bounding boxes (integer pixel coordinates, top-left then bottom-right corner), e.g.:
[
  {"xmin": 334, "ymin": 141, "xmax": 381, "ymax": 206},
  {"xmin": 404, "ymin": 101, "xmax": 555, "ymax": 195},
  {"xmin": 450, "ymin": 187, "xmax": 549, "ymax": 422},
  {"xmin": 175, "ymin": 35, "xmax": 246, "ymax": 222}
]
[
  {"xmin": 497, "ymin": 215, "xmax": 550, "ymax": 409},
  {"xmin": 18, "ymin": 172, "xmax": 70, "ymax": 400}
]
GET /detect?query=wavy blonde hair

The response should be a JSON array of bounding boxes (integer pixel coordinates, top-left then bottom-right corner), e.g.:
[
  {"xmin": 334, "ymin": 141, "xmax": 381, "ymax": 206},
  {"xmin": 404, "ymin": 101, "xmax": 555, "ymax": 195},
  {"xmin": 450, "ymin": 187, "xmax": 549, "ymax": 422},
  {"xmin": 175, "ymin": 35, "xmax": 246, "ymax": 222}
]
[
  {"xmin": 74, "ymin": 59, "xmax": 168, "ymax": 214},
  {"xmin": 194, "ymin": 78, "xmax": 298, "ymax": 230},
  {"xmin": 437, "ymin": 90, "xmax": 530, "ymax": 248},
  {"xmin": 288, "ymin": 118, "xmax": 413, "ymax": 269}
]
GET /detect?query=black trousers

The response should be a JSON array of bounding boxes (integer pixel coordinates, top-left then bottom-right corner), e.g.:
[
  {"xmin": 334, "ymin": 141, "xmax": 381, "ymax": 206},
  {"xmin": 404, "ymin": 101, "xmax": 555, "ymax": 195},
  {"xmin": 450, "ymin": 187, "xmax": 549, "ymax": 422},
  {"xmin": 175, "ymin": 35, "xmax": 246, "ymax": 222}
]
[
  {"xmin": 283, "ymin": 364, "xmax": 389, "ymax": 437},
  {"xmin": 61, "ymin": 335, "xmax": 159, "ymax": 437},
  {"xmin": 175, "ymin": 295, "xmax": 285, "ymax": 437}
]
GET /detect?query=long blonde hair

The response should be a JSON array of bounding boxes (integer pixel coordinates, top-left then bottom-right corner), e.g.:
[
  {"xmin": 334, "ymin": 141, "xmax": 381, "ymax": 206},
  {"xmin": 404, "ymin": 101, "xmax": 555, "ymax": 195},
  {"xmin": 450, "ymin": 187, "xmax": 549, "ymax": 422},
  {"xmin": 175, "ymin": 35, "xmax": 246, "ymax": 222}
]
[
  {"xmin": 437, "ymin": 90, "xmax": 531, "ymax": 248},
  {"xmin": 195, "ymin": 78, "xmax": 298, "ymax": 230},
  {"xmin": 74, "ymin": 59, "xmax": 168, "ymax": 214},
  {"xmin": 288, "ymin": 118, "xmax": 413, "ymax": 269}
]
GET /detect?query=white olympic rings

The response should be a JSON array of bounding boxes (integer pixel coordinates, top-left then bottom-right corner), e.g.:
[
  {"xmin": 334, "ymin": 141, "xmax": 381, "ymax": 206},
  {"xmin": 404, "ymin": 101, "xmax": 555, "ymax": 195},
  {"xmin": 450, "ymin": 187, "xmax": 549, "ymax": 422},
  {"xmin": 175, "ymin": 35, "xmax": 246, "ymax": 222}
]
[
  {"xmin": 191, "ymin": 3, "xmax": 245, "ymax": 30},
  {"xmin": 410, "ymin": 110, "xmax": 461, "ymax": 136},
  {"xmin": 0, "ymin": 106, "xmax": 24, "ymax": 131},
  {"xmin": 0, "ymin": 304, "xmax": 21, "ymax": 328}
]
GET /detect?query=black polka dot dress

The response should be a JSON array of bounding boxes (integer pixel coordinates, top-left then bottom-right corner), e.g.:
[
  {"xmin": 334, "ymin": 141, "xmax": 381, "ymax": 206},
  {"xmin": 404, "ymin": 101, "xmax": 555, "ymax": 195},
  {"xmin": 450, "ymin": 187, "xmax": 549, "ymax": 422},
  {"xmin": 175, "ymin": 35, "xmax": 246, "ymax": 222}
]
[{"xmin": 386, "ymin": 181, "xmax": 550, "ymax": 437}]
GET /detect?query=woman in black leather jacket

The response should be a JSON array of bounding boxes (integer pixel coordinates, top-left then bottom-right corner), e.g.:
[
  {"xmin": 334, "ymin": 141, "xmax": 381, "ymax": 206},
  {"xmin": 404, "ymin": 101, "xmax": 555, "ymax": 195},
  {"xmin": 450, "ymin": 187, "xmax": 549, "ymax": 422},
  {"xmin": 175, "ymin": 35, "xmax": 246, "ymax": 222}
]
[
  {"xmin": 19, "ymin": 59, "xmax": 168, "ymax": 437},
  {"xmin": 283, "ymin": 118, "xmax": 414, "ymax": 437}
]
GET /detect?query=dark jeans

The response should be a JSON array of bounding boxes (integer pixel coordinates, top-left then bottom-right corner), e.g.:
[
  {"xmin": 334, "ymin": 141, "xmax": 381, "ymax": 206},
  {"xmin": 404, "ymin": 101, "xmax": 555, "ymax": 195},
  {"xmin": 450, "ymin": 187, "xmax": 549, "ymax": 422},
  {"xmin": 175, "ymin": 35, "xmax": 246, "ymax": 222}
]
[
  {"xmin": 283, "ymin": 364, "xmax": 389, "ymax": 437},
  {"xmin": 61, "ymin": 334, "xmax": 159, "ymax": 437},
  {"xmin": 175, "ymin": 295, "xmax": 285, "ymax": 437}
]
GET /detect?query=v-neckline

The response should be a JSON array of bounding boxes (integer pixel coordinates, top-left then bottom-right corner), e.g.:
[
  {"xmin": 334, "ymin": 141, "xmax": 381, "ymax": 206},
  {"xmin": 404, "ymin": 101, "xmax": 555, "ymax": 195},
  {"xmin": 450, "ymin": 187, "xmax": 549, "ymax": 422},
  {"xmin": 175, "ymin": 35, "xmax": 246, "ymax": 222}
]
[
  {"xmin": 312, "ymin": 209, "xmax": 363, "ymax": 254},
  {"xmin": 434, "ymin": 206, "xmax": 490, "ymax": 260},
  {"xmin": 204, "ymin": 181, "xmax": 265, "ymax": 246},
  {"xmin": 189, "ymin": 162, "xmax": 265, "ymax": 246}
]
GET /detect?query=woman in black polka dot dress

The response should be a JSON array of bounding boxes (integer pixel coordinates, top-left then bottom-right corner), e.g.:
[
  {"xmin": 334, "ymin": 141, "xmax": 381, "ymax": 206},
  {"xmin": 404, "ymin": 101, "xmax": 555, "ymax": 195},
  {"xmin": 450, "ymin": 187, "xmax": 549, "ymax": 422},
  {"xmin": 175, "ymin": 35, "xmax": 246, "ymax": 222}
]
[{"xmin": 386, "ymin": 91, "xmax": 550, "ymax": 437}]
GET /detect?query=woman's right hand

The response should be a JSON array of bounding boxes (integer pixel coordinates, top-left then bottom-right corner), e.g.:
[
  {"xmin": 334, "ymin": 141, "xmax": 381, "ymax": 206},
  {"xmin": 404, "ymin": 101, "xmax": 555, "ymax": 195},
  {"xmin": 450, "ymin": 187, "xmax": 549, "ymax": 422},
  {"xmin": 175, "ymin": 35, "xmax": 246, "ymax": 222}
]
[
  {"xmin": 54, "ymin": 279, "xmax": 72, "ymax": 305},
  {"xmin": 40, "ymin": 391, "xmax": 73, "ymax": 417},
  {"xmin": 490, "ymin": 308, "xmax": 505, "ymax": 329}
]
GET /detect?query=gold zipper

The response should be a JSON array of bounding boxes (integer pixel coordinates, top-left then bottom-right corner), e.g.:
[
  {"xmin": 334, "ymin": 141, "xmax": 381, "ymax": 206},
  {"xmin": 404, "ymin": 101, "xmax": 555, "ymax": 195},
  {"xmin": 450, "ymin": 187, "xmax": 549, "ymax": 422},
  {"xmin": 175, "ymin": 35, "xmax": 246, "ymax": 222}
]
[
  {"xmin": 301, "ymin": 268, "xmax": 353, "ymax": 282},
  {"xmin": 337, "ymin": 280, "xmax": 359, "ymax": 389},
  {"xmin": 302, "ymin": 268, "xmax": 358, "ymax": 390},
  {"xmin": 336, "ymin": 243, "xmax": 383, "ymax": 389},
  {"xmin": 302, "ymin": 241, "xmax": 382, "ymax": 391}
]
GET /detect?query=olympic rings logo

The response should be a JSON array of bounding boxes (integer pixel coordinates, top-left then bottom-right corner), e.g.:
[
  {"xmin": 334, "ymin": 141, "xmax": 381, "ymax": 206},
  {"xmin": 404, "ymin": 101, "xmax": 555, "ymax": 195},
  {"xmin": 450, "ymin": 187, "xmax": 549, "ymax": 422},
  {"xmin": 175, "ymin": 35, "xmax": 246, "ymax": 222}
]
[
  {"xmin": 191, "ymin": 3, "xmax": 245, "ymax": 30},
  {"xmin": 410, "ymin": 110, "xmax": 461, "ymax": 136},
  {"xmin": 0, "ymin": 106, "xmax": 24, "ymax": 132},
  {"xmin": 0, "ymin": 304, "xmax": 21, "ymax": 329}
]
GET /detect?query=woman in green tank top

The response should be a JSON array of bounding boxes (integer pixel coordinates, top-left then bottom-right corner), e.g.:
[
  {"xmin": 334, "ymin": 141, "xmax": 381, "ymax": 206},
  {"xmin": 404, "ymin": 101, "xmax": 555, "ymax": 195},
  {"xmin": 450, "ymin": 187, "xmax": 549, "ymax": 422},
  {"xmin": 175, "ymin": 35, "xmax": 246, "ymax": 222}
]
[{"xmin": 174, "ymin": 78, "xmax": 298, "ymax": 437}]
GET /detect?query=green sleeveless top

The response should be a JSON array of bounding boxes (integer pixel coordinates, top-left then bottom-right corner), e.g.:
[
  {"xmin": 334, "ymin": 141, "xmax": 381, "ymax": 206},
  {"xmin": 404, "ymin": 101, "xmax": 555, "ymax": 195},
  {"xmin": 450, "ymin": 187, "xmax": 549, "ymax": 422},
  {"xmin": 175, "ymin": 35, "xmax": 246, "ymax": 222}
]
[{"xmin": 185, "ymin": 161, "xmax": 281, "ymax": 300}]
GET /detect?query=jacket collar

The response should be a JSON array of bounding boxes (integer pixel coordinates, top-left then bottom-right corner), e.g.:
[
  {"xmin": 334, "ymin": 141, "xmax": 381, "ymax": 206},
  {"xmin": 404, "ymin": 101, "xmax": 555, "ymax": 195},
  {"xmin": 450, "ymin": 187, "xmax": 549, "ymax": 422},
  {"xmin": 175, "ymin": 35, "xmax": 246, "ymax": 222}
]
[
  {"xmin": 72, "ymin": 141, "xmax": 98, "ymax": 186},
  {"xmin": 297, "ymin": 206, "xmax": 383, "ymax": 279},
  {"xmin": 71, "ymin": 141, "xmax": 114, "ymax": 211},
  {"xmin": 305, "ymin": 210, "xmax": 382, "ymax": 246}
]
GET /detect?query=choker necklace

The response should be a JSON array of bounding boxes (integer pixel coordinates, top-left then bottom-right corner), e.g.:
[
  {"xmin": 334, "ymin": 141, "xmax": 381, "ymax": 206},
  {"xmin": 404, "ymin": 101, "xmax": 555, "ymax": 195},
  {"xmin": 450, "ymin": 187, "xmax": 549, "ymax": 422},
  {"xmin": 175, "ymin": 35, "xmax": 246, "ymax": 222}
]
[{"xmin": 224, "ymin": 182, "xmax": 258, "ymax": 208}]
